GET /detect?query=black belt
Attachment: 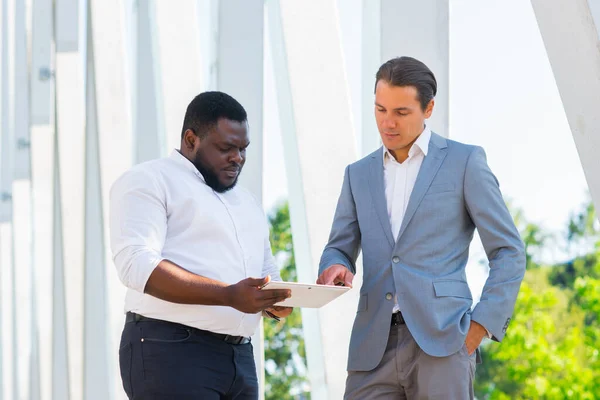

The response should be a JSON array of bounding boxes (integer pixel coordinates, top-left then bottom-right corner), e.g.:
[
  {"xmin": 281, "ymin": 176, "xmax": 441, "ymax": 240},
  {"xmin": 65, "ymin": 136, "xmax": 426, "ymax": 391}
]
[
  {"xmin": 391, "ymin": 311, "xmax": 406, "ymax": 326},
  {"xmin": 125, "ymin": 312, "xmax": 251, "ymax": 345}
]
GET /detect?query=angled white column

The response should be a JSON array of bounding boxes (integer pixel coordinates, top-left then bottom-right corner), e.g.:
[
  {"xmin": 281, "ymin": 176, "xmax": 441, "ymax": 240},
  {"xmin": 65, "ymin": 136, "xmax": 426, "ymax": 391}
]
[
  {"xmin": 530, "ymin": 0, "xmax": 600, "ymax": 222},
  {"xmin": 361, "ymin": 0, "xmax": 382, "ymax": 155},
  {"xmin": 88, "ymin": 0, "xmax": 133, "ymax": 397},
  {"xmin": 0, "ymin": 221, "xmax": 12, "ymax": 400},
  {"xmin": 53, "ymin": 0, "xmax": 84, "ymax": 393},
  {"xmin": 337, "ymin": 0, "xmax": 363, "ymax": 153},
  {"xmin": 54, "ymin": 29, "xmax": 84, "ymax": 400},
  {"xmin": 197, "ymin": 0, "xmax": 219, "ymax": 91},
  {"xmin": 51, "ymin": 144, "xmax": 70, "ymax": 400},
  {"xmin": 0, "ymin": 4, "xmax": 11, "ymax": 398},
  {"xmin": 55, "ymin": 0, "xmax": 78, "ymax": 52},
  {"xmin": 267, "ymin": 1, "xmax": 358, "ymax": 398},
  {"xmin": 30, "ymin": 2, "xmax": 56, "ymax": 400},
  {"xmin": 30, "ymin": 0, "xmax": 53, "ymax": 125},
  {"xmin": 380, "ymin": 0, "xmax": 449, "ymax": 137},
  {"xmin": 11, "ymin": 3, "xmax": 32, "ymax": 397},
  {"xmin": 83, "ymin": 47, "xmax": 110, "ymax": 399},
  {"xmin": 30, "ymin": 127, "xmax": 55, "ymax": 400},
  {"xmin": 29, "ymin": 0, "xmax": 57, "ymax": 398},
  {"xmin": 133, "ymin": 0, "xmax": 164, "ymax": 162},
  {"xmin": 13, "ymin": 0, "xmax": 30, "ymax": 180},
  {"xmin": 154, "ymin": 0, "xmax": 204, "ymax": 153},
  {"xmin": 30, "ymin": 118, "xmax": 54, "ymax": 400},
  {"xmin": 0, "ymin": 0, "xmax": 11, "ymax": 224},
  {"xmin": 11, "ymin": 179, "xmax": 32, "ymax": 400},
  {"xmin": 216, "ymin": 0, "xmax": 264, "ymax": 198},
  {"xmin": 215, "ymin": 1, "xmax": 266, "ymax": 396}
]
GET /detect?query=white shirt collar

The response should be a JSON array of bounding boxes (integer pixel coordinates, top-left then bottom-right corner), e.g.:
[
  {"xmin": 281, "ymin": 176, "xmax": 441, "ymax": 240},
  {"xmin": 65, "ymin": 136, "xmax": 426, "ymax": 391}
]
[
  {"xmin": 170, "ymin": 149, "xmax": 206, "ymax": 183},
  {"xmin": 383, "ymin": 125, "xmax": 431, "ymax": 165}
]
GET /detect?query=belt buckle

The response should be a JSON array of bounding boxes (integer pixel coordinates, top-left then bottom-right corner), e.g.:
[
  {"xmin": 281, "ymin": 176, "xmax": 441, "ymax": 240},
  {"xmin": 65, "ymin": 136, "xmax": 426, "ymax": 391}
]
[{"xmin": 224, "ymin": 335, "xmax": 240, "ymax": 345}]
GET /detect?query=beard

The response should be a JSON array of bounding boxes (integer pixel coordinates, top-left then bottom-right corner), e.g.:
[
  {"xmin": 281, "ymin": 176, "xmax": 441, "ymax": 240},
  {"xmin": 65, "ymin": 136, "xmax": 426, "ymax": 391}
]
[{"xmin": 191, "ymin": 153, "xmax": 239, "ymax": 193}]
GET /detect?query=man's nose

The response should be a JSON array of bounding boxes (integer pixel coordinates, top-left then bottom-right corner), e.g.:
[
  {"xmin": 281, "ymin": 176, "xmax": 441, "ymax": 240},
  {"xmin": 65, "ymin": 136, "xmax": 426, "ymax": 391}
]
[
  {"xmin": 230, "ymin": 150, "xmax": 243, "ymax": 165},
  {"xmin": 381, "ymin": 116, "xmax": 396, "ymax": 129}
]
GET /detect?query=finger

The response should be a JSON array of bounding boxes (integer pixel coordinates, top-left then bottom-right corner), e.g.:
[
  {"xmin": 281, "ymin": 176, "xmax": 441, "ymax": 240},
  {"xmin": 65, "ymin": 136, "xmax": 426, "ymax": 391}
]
[
  {"xmin": 260, "ymin": 298, "xmax": 285, "ymax": 309},
  {"xmin": 245, "ymin": 275, "xmax": 270, "ymax": 287},
  {"xmin": 257, "ymin": 289, "xmax": 290, "ymax": 300},
  {"xmin": 344, "ymin": 274, "xmax": 354, "ymax": 288},
  {"xmin": 318, "ymin": 265, "xmax": 336, "ymax": 285},
  {"xmin": 321, "ymin": 270, "xmax": 338, "ymax": 286}
]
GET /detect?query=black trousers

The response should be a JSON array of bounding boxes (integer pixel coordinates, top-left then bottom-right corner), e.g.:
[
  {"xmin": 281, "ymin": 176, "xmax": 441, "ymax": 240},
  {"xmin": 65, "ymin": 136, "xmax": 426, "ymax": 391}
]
[{"xmin": 119, "ymin": 318, "xmax": 258, "ymax": 399}]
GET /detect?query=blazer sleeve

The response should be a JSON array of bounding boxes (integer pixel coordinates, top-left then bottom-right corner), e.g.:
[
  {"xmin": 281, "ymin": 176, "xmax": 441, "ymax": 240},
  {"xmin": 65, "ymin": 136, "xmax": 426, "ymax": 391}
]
[
  {"xmin": 465, "ymin": 146, "xmax": 526, "ymax": 341},
  {"xmin": 318, "ymin": 165, "xmax": 361, "ymax": 276}
]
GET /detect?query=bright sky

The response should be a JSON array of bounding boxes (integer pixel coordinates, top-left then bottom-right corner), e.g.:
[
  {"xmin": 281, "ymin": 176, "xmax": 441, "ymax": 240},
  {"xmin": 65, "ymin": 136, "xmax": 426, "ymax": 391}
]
[{"xmin": 263, "ymin": 0, "xmax": 589, "ymax": 269}]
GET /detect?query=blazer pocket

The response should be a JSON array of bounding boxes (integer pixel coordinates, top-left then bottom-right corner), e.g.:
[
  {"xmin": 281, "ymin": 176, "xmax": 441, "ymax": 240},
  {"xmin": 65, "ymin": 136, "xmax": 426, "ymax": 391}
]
[
  {"xmin": 357, "ymin": 293, "xmax": 368, "ymax": 313},
  {"xmin": 424, "ymin": 183, "xmax": 455, "ymax": 196},
  {"xmin": 433, "ymin": 280, "xmax": 472, "ymax": 299}
]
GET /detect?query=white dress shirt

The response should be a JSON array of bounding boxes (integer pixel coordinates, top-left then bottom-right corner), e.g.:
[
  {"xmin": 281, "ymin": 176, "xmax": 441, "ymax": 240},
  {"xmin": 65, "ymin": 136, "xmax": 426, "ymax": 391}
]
[
  {"xmin": 109, "ymin": 150, "xmax": 281, "ymax": 337},
  {"xmin": 384, "ymin": 126, "xmax": 431, "ymax": 312}
]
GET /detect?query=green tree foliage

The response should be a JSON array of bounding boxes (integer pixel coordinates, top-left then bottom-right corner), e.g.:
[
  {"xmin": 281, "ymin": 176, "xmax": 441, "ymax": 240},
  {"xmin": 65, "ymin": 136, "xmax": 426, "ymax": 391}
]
[
  {"xmin": 475, "ymin": 201, "xmax": 600, "ymax": 399},
  {"xmin": 264, "ymin": 202, "xmax": 311, "ymax": 399}
]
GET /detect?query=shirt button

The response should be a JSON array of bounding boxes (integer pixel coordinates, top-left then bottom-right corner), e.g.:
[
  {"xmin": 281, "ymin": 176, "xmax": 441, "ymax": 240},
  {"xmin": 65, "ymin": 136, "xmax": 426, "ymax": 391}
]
[
  {"xmin": 392, "ymin": 256, "xmax": 400, "ymax": 264},
  {"xmin": 385, "ymin": 293, "xmax": 393, "ymax": 300}
]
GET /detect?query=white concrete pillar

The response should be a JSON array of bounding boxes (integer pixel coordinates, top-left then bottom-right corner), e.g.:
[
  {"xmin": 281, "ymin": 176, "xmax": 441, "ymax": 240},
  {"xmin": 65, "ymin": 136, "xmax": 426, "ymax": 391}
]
[
  {"xmin": 379, "ymin": 0, "xmax": 449, "ymax": 138},
  {"xmin": 0, "ymin": 5, "xmax": 11, "ymax": 399},
  {"xmin": 51, "ymin": 143, "xmax": 70, "ymax": 400},
  {"xmin": 361, "ymin": 0, "xmax": 382, "ymax": 155},
  {"xmin": 86, "ymin": 0, "xmax": 133, "ymax": 397},
  {"xmin": 11, "ymin": 3, "xmax": 32, "ymax": 396},
  {"xmin": 53, "ymin": 0, "xmax": 84, "ymax": 394},
  {"xmin": 154, "ymin": 0, "xmax": 204, "ymax": 154},
  {"xmin": 13, "ymin": 0, "xmax": 30, "ymax": 180},
  {"xmin": 30, "ymin": 0, "xmax": 53, "ymax": 126},
  {"xmin": 134, "ymin": 0, "xmax": 164, "ymax": 163},
  {"xmin": 55, "ymin": 31, "xmax": 84, "ymax": 400},
  {"xmin": 30, "ymin": 0, "xmax": 56, "ymax": 397},
  {"xmin": 267, "ymin": 1, "xmax": 359, "ymax": 398},
  {"xmin": 216, "ymin": 1, "xmax": 266, "ymax": 396},
  {"xmin": 0, "ymin": 221, "xmax": 12, "ymax": 400},
  {"xmin": 216, "ymin": 0, "xmax": 264, "ymax": 202},
  {"xmin": 530, "ymin": 0, "xmax": 600, "ymax": 223}
]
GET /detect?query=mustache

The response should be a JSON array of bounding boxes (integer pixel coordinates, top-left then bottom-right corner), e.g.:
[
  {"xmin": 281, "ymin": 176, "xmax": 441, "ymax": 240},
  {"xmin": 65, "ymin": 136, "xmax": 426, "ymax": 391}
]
[{"xmin": 224, "ymin": 163, "xmax": 242, "ymax": 172}]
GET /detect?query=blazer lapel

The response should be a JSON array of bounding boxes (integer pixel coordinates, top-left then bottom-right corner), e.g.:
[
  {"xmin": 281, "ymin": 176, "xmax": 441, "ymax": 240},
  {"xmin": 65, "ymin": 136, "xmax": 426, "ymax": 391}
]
[
  {"xmin": 395, "ymin": 133, "xmax": 448, "ymax": 244},
  {"xmin": 369, "ymin": 149, "xmax": 395, "ymax": 248}
]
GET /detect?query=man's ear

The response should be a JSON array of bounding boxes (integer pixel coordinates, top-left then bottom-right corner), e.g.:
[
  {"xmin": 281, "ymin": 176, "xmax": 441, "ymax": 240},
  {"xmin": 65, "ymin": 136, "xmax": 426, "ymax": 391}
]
[
  {"xmin": 424, "ymin": 99, "xmax": 435, "ymax": 119},
  {"xmin": 183, "ymin": 129, "xmax": 197, "ymax": 150}
]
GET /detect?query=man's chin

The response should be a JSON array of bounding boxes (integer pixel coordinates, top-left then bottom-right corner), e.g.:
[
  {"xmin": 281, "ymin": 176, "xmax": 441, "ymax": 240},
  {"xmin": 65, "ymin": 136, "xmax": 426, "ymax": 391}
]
[{"xmin": 212, "ymin": 178, "xmax": 238, "ymax": 193}]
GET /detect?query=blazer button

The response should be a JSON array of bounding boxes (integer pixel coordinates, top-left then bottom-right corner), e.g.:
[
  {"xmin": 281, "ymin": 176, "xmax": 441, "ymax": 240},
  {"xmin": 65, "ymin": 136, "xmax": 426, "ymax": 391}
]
[
  {"xmin": 385, "ymin": 293, "xmax": 393, "ymax": 300},
  {"xmin": 392, "ymin": 256, "xmax": 400, "ymax": 264}
]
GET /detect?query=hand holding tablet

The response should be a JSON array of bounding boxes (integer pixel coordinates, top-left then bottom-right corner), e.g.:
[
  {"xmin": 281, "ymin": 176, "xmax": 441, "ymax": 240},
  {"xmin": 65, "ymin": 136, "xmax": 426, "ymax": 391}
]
[{"xmin": 260, "ymin": 281, "xmax": 351, "ymax": 308}]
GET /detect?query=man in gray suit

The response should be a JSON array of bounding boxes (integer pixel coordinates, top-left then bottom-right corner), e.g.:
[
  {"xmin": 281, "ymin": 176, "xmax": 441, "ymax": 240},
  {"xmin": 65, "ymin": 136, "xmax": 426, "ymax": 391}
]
[{"xmin": 317, "ymin": 56, "xmax": 526, "ymax": 399}]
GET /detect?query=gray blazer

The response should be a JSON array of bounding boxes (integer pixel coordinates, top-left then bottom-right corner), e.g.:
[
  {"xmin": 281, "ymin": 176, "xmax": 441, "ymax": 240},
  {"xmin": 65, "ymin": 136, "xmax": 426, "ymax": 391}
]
[{"xmin": 319, "ymin": 132, "xmax": 526, "ymax": 372}]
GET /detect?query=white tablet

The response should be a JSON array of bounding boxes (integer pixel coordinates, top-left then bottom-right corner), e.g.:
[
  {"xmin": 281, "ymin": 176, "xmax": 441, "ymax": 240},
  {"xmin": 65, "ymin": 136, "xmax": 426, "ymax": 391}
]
[{"xmin": 261, "ymin": 281, "xmax": 351, "ymax": 308}]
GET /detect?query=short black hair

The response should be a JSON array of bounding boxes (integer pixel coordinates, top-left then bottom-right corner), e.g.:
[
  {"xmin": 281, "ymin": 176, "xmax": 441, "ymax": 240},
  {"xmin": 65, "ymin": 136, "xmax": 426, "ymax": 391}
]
[
  {"xmin": 181, "ymin": 91, "xmax": 247, "ymax": 139},
  {"xmin": 375, "ymin": 56, "xmax": 437, "ymax": 111}
]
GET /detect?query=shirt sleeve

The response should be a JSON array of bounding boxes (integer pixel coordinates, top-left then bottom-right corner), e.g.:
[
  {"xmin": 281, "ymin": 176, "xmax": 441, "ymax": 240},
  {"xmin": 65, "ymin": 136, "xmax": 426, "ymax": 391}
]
[
  {"xmin": 262, "ymin": 226, "xmax": 282, "ymax": 282},
  {"xmin": 109, "ymin": 167, "xmax": 167, "ymax": 293}
]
